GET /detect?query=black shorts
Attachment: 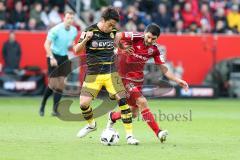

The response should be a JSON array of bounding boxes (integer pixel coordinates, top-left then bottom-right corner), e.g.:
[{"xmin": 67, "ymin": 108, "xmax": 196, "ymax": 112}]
[{"xmin": 47, "ymin": 54, "xmax": 71, "ymax": 77}]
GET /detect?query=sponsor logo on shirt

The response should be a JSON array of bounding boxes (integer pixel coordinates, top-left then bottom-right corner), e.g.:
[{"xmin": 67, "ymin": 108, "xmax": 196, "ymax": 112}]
[
  {"xmin": 130, "ymin": 52, "xmax": 148, "ymax": 61},
  {"xmin": 91, "ymin": 40, "xmax": 114, "ymax": 48}
]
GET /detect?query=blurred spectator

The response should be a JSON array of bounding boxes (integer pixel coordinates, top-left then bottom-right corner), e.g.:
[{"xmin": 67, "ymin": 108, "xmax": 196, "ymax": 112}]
[
  {"xmin": 125, "ymin": 18, "xmax": 137, "ymax": 31},
  {"xmin": 199, "ymin": 3, "xmax": 214, "ymax": 33},
  {"xmin": 81, "ymin": 0, "xmax": 92, "ymax": 11},
  {"xmin": 24, "ymin": 0, "xmax": 45, "ymax": 7},
  {"xmin": 80, "ymin": 0, "xmax": 94, "ymax": 25},
  {"xmin": 40, "ymin": 5, "xmax": 50, "ymax": 27},
  {"xmin": 8, "ymin": 1, "xmax": 27, "ymax": 30},
  {"xmin": 187, "ymin": 0, "xmax": 199, "ymax": 16},
  {"xmin": 29, "ymin": 2, "xmax": 45, "ymax": 29},
  {"xmin": 126, "ymin": 5, "xmax": 139, "ymax": 21},
  {"xmin": 214, "ymin": 20, "xmax": 228, "ymax": 33},
  {"xmin": 92, "ymin": 0, "xmax": 111, "ymax": 10},
  {"xmin": 0, "ymin": 1, "xmax": 7, "ymax": 29},
  {"xmin": 25, "ymin": 18, "xmax": 37, "ymax": 30},
  {"xmin": 209, "ymin": 0, "xmax": 226, "ymax": 12},
  {"xmin": 48, "ymin": 5, "xmax": 62, "ymax": 27},
  {"xmin": 225, "ymin": 0, "xmax": 240, "ymax": 9},
  {"xmin": 82, "ymin": 10, "xmax": 95, "ymax": 25},
  {"xmin": 213, "ymin": 7, "xmax": 228, "ymax": 33},
  {"xmin": 113, "ymin": 0, "xmax": 124, "ymax": 9},
  {"xmin": 5, "ymin": 0, "xmax": 15, "ymax": 10},
  {"xmin": 48, "ymin": 0, "xmax": 65, "ymax": 13},
  {"xmin": 227, "ymin": 4, "xmax": 240, "ymax": 33},
  {"xmin": 152, "ymin": 3, "xmax": 171, "ymax": 32},
  {"xmin": 187, "ymin": 22, "xmax": 200, "ymax": 34},
  {"xmin": 137, "ymin": 22, "xmax": 145, "ymax": 32},
  {"xmin": 174, "ymin": 20, "xmax": 185, "ymax": 35},
  {"xmin": 138, "ymin": 0, "xmax": 157, "ymax": 14},
  {"xmin": 171, "ymin": 3, "xmax": 182, "ymax": 26},
  {"xmin": 140, "ymin": 13, "xmax": 151, "ymax": 26},
  {"xmin": 181, "ymin": 2, "xmax": 200, "ymax": 29},
  {"xmin": 113, "ymin": 0, "xmax": 126, "ymax": 26},
  {"xmin": 2, "ymin": 31, "xmax": 21, "ymax": 73}
]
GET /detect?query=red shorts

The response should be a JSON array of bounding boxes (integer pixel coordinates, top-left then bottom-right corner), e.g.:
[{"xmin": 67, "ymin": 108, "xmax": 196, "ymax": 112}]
[{"xmin": 122, "ymin": 78, "xmax": 143, "ymax": 108}]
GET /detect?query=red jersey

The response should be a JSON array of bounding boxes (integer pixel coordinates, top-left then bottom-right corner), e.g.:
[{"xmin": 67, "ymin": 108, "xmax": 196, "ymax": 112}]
[{"xmin": 116, "ymin": 32, "xmax": 166, "ymax": 82}]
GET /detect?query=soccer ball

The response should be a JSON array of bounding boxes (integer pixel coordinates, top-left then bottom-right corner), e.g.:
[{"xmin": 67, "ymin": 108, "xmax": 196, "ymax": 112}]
[{"xmin": 100, "ymin": 128, "xmax": 119, "ymax": 146}]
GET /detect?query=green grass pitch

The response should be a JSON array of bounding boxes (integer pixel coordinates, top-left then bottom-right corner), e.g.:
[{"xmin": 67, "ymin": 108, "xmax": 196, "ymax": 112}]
[{"xmin": 0, "ymin": 97, "xmax": 239, "ymax": 160}]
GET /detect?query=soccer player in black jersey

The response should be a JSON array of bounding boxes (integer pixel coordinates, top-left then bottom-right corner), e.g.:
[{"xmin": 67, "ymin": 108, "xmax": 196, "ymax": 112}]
[{"xmin": 74, "ymin": 7, "xmax": 139, "ymax": 145}]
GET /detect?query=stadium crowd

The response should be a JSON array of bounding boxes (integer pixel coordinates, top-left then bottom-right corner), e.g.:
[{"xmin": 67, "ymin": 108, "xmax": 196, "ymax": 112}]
[{"xmin": 0, "ymin": 0, "xmax": 240, "ymax": 34}]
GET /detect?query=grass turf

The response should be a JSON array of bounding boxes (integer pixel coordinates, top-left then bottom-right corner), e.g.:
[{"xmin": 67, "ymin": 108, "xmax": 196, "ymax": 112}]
[{"xmin": 0, "ymin": 97, "xmax": 239, "ymax": 160}]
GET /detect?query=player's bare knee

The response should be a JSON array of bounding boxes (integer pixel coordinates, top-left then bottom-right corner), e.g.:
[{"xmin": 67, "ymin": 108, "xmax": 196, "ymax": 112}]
[
  {"xmin": 115, "ymin": 91, "xmax": 127, "ymax": 101},
  {"xmin": 136, "ymin": 97, "xmax": 148, "ymax": 111},
  {"xmin": 80, "ymin": 96, "xmax": 91, "ymax": 106},
  {"xmin": 80, "ymin": 100, "xmax": 90, "ymax": 107},
  {"xmin": 80, "ymin": 95, "xmax": 92, "ymax": 107}
]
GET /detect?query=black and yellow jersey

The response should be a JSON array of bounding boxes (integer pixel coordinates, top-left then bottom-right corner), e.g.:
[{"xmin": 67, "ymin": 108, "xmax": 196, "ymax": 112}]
[{"xmin": 79, "ymin": 24, "xmax": 117, "ymax": 75}]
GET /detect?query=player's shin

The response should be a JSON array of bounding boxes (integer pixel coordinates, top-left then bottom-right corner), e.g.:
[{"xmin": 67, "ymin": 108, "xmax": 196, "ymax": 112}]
[
  {"xmin": 118, "ymin": 98, "xmax": 133, "ymax": 136},
  {"xmin": 77, "ymin": 105, "xmax": 96, "ymax": 138},
  {"xmin": 80, "ymin": 105, "xmax": 95, "ymax": 127},
  {"xmin": 141, "ymin": 108, "xmax": 161, "ymax": 136}
]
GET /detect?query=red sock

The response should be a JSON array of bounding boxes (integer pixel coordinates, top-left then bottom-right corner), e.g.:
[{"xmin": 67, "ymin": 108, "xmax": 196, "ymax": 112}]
[
  {"xmin": 141, "ymin": 108, "xmax": 161, "ymax": 136},
  {"xmin": 111, "ymin": 111, "xmax": 121, "ymax": 122}
]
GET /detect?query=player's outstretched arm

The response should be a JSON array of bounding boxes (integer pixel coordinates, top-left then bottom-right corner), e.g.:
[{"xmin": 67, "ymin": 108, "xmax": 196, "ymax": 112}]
[
  {"xmin": 74, "ymin": 31, "xmax": 93, "ymax": 53},
  {"xmin": 159, "ymin": 64, "xmax": 189, "ymax": 92}
]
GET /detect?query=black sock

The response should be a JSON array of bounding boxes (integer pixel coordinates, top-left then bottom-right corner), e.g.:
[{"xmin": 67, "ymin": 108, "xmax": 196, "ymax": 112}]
[
  {"xmin": 40, "ymin": 87, "xmax": 53, "ymax": 112},
  {"xmin": 53, "ymin": 91, "xmax": 62, "ymax": 112}
]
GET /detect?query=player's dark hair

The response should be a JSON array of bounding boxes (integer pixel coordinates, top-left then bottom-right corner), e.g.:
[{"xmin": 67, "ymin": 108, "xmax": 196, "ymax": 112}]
[
  {"xmin": 102, "ymin": 7, "xmax": 120, "ymax": 22},
  {"xmin": 145, "ymin": 23, "xmax": 161, "ymax": 37}
]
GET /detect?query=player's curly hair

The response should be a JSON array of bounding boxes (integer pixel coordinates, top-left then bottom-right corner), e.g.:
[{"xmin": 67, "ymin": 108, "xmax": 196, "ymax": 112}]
[
  {"xmin": 102, "ymin": 7, "xmax": 120, "ymax": 22},
  {"xmin": 145, "ymin": 23, "xmax": 161, "ymax": 37}
]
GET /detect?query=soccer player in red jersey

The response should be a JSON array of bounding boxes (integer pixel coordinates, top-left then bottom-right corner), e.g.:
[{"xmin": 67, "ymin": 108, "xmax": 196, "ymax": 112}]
[{"xmin": 107, "ymin": 23, "xmax": 189, "ymax": 142}]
